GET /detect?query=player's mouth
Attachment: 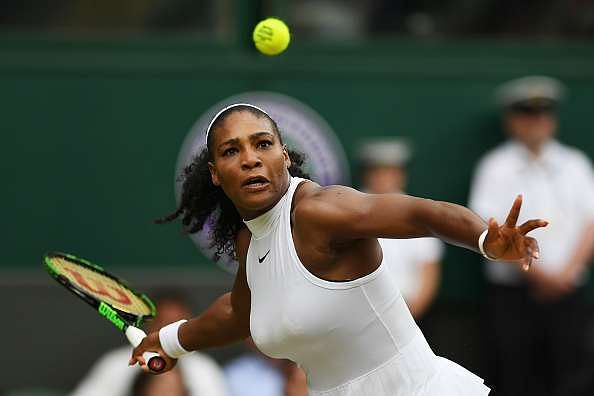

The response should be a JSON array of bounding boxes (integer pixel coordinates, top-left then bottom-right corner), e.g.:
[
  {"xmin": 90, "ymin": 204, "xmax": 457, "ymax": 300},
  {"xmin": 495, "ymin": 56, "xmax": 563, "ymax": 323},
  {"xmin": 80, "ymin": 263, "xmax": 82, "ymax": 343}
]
[{"xmin": 241, "ymin": 175, "xmax": 270, "ymax": 192}]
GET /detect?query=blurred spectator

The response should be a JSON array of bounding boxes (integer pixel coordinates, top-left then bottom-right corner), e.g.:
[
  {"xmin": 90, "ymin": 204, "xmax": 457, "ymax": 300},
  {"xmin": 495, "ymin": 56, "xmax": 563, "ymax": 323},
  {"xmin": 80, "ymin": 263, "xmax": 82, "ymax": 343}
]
[
  {"xmin": 224, "ymin": 338, "xmax": 307, "ymax": 396},
  {"xmin": 72, "ymin": 290, "xmax": 228, "ymax": 396},
  {"xmin": 358, "ymin": 139, "xmax": 443, "ymax": 320},
  {"xmin": 365, "ymin": 0, "xmax": 594, "ymax": 38},
  {"xmin": 0, "ymin": 0, "xmax": 222, "ymax": 35},
  {"xmin": 469, "ymin": 76, "xmax": 594, "ymax": 396},
  {"xmin": 2, "ymin": 0, "xmax": 593, "ymax": 38},
  {"xmin": 291, "ymin": 0, "xmax": 368, "ymax": 39}
]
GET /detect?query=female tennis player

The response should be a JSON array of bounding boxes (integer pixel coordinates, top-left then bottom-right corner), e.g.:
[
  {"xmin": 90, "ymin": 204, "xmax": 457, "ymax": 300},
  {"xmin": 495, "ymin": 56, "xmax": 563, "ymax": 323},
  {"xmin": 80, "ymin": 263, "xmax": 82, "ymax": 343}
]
[{"xmin": 130, "ymin": 103, "xmax": 547, "ymax": 395}]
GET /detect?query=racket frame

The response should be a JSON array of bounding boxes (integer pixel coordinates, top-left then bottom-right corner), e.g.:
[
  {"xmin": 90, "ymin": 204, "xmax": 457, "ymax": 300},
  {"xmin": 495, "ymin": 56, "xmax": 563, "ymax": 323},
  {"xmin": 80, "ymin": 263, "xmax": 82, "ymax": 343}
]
[
  {"xmin": 43, "ymin": 251, "xmax": 156, "ymax": 331},
  {"xmin": 43, "ymin": 252, "xmax": 166, "ymax": 372}
]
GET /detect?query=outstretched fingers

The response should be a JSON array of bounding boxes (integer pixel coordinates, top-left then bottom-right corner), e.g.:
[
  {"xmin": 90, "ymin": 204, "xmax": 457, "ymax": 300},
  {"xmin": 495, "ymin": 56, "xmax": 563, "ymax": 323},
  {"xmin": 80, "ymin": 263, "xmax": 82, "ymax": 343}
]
[
  {"xmin": 487, "ymin": 217, "xmax": 499, "ymax": 235},
  {"xmin": 519, "ymin": 219, "xmax": 549, "ymax": 235},
  {"xmin": 504, "ymin": 195, "xmax": 523, "ymax": 227}
]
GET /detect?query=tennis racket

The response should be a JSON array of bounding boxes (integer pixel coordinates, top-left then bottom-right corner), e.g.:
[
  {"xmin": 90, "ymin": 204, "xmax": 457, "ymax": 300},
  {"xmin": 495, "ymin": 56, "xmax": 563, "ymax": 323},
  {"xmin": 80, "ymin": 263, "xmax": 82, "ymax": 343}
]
[{"xmin": 43, "ymin": 252, "xmax": 166, "ymax": 372}]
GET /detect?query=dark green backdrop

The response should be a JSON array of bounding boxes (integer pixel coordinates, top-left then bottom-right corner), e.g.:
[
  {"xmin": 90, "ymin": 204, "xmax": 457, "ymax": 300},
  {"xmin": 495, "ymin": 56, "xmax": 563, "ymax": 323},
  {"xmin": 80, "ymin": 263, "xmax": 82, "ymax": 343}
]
[{"xmin": 3, "ymin": 36, "xmax": 594, "ymax": 301}]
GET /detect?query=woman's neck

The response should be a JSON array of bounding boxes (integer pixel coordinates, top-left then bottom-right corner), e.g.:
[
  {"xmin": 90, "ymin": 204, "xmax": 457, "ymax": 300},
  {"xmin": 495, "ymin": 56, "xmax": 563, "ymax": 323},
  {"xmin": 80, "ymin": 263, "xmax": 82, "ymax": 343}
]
[{"xmin": 238, "ymin": 176, "xmax": 291, "ymax": 220}]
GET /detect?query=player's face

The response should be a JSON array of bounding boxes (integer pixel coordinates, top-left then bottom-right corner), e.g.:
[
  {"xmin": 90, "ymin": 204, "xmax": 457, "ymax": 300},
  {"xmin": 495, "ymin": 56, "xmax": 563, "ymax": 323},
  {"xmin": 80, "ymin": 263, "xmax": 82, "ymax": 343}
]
[{"xmin": 208, "ymin": 111, "xmax": 291, "ymax": 219}]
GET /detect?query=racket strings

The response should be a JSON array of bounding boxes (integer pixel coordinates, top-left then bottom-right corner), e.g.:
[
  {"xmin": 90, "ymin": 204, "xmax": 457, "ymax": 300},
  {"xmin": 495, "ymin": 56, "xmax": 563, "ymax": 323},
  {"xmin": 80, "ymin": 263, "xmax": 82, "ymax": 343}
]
[{"xmin": 51, "ymin": 257, "xmax": 152, "ymax": 316}]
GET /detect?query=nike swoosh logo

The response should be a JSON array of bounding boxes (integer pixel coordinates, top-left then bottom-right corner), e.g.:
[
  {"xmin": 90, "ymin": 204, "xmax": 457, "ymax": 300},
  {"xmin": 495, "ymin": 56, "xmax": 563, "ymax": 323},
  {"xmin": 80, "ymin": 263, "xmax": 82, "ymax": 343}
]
[{"xmin": 258, "ymin": 250, "xmax": 271, "ymax": 263}]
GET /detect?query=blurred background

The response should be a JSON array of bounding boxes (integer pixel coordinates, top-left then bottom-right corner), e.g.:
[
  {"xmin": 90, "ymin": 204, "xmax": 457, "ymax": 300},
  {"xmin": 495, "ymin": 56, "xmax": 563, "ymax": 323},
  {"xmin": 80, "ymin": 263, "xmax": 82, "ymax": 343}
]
[{"xmin": 2, "ymin": 0, "xmax": 594, "ymax": 395}]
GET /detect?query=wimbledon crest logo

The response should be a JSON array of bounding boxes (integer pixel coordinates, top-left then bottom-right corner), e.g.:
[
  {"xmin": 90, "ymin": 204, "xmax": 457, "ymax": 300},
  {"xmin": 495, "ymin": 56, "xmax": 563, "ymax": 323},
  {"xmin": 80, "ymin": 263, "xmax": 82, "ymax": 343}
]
[{"xmin": 175, "ymin": 92, "xmax": 350, "ymax": 274}]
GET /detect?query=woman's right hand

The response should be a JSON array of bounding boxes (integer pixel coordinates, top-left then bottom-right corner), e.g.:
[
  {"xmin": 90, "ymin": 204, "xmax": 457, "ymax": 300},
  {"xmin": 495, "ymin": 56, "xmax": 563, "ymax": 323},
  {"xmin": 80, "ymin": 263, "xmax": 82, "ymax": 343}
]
[{"xmin": 129, "ymin": 330, "xmax": 177, "ymax": 374}]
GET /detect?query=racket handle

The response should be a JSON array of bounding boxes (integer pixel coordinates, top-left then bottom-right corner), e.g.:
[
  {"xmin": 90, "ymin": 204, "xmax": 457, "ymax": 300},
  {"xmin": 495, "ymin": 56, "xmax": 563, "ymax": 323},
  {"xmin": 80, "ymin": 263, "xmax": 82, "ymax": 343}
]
[{"xmin": 125, "ymin": 326, "xmax": 167, "ymax": 372}]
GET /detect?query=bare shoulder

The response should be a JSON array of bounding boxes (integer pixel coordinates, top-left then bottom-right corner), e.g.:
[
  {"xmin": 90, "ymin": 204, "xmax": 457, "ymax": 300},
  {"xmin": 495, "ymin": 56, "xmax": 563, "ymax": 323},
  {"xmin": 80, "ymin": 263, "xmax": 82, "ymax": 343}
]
[
  {"xmin": 293, "ymin": 183, "xmax": 369, "ymax": 231},
  {"xmin": 295, "ymin": 183, "xmax": 364, "ymax": 209}
]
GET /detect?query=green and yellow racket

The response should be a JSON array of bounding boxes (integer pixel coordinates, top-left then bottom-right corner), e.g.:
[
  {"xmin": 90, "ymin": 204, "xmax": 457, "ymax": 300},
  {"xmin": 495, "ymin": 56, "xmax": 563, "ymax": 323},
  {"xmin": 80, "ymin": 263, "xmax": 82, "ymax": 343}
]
[{"xmin": 43, "ymin": 252, "xmax": 166, "ymax": 372}]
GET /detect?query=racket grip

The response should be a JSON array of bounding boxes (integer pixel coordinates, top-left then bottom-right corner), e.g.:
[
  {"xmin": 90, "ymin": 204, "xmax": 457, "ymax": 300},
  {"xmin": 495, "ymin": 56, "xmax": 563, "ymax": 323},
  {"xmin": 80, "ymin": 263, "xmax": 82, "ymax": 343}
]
[{"xmin": 125, "ymin": 326, "xmax": 167, "ymax": 372}]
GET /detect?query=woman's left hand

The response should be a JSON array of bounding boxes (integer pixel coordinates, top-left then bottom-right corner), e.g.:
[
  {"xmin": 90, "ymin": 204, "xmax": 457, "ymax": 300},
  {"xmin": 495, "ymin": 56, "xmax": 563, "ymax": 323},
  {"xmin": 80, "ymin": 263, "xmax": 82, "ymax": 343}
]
[{"xmin": 483, "ymin": 195, "xmax": 548, "ymax": 271}]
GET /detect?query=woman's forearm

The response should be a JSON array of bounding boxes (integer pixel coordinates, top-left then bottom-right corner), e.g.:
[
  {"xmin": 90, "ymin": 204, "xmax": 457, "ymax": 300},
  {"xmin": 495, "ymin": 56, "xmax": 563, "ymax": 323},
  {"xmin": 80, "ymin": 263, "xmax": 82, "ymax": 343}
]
[
  {"xmin": 416, "ymin": 200, "xmax": 487, "ymax": 253},
  {"xmin": 178, "ymin": 292, "xmax": 250, "ymax": 351}
]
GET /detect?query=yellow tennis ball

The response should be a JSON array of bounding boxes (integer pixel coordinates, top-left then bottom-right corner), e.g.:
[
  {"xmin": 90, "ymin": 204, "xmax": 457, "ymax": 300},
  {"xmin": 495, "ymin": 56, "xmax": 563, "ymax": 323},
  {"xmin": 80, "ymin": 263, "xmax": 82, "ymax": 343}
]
[{"xmin": 252, "ymin": 18, "xmax": 290, "ymax": 56}]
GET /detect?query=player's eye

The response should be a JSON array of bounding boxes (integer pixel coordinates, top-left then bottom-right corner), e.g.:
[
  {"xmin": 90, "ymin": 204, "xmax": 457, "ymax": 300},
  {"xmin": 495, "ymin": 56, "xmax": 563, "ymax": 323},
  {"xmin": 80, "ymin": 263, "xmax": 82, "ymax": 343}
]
[
  {"xmin": 222, "ymin": 147, "xmax": 238, "ymax": 157},
  {"xmin": 257, "ymin": 140, "xmax": 273, "ymax": 149}
]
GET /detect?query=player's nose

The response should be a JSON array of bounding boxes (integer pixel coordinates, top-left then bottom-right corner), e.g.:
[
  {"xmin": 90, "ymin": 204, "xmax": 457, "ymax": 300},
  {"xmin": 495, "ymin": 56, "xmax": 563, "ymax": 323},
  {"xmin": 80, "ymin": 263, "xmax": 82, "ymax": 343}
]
[{"xmin": 240, "ymin": 149, "xmax": 262, "ymax": 170}]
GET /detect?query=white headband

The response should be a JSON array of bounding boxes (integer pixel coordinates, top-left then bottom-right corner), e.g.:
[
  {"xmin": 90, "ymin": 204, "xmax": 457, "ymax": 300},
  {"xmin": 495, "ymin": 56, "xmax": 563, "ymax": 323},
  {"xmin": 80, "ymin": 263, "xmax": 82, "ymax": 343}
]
[{"xmin": 205, "ymin": 103, "xmax": 270, "ymax": 146}]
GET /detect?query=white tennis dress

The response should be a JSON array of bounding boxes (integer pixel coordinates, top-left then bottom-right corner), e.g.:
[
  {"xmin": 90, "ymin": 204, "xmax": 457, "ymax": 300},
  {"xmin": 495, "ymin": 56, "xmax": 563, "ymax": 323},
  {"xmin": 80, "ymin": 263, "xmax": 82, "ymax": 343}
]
[{"xmin": 245, "ymin": 177, "xmax": 490, "ymax": 395}]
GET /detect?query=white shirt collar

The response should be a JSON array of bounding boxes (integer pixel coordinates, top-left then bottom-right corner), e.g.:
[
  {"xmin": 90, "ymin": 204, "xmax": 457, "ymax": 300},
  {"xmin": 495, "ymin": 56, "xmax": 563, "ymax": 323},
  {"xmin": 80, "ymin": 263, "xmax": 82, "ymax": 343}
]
[{"xmin": 509, "ymin": 138, "xmax": 562, "ymax": 172}]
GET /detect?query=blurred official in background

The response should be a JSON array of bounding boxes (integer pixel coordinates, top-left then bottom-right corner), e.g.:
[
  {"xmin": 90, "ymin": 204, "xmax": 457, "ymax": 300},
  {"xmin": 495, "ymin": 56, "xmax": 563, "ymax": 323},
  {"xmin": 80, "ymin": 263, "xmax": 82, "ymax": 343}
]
[
  {"xmin": 469, "ymin": 76, "xmax": 594, "ymax": 396},
  {"xmin": 72, "ymin": 291, "xmax": 228, "ymax": 396},
  {"xmin": 358, "ymin": 139, "xmax": 443, "ymax": 320}
]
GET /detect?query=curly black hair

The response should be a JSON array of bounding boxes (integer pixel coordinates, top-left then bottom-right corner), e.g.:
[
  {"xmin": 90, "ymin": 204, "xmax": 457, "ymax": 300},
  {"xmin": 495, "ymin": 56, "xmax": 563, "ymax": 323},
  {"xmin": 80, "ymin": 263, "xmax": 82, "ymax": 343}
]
[{"xmin": 157, "ymin": 105, "xmax": 309, "ymax": 261}]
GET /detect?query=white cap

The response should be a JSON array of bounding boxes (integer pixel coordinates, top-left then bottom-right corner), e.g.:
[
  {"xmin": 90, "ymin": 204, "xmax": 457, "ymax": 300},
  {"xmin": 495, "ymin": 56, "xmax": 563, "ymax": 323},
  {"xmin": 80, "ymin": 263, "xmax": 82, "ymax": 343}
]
[
  {"xmin": 358, "ymin": 138, "xmax": 412, "ymax": 167},
  {"xmin": 495, "ymin": 76, "xmax": 566, "ymax": 109}
]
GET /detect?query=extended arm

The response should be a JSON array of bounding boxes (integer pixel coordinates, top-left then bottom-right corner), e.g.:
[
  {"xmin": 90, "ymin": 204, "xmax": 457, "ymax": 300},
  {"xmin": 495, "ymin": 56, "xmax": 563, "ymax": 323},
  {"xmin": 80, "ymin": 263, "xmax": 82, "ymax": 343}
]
[
  {"xmin": 299, "ymin": 187, "xmax": 485, "ymax": 250},
  {"xmin": 297, "ymin": 186, "xmax": 546, "ymax": 268},
  {"xmin": 130, "ymin": 228, "xmax": 252, "ymax": 372},
  {"xmin": 177, "ymin": 259, "xmax": 251, "ymax": 350}
]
